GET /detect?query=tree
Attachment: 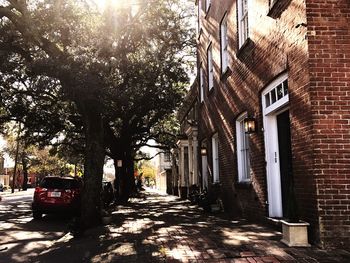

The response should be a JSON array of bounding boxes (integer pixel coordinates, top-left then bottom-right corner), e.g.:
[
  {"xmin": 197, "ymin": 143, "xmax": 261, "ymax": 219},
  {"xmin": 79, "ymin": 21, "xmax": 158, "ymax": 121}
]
[
  {"xmin": 101, "ymin": 0, "xmax": 194, "ymax": 200},
  {"xmin": 0, "ymin": 0, "xmax": 194, "ymax": 228},
  {"xmin": 0, "ymin": 0, "xmax": 109, "ymax": 228},
  {"xmin": 28, "ymin": 147, "xmax": 71, "ymax": 178},
  {"xmin": 3, "ymin": 124, "xmax": 71, "ymax": 188},
  {"xmin": 138, "ymin": 160, "xmax": 157, "ymax": 187}
]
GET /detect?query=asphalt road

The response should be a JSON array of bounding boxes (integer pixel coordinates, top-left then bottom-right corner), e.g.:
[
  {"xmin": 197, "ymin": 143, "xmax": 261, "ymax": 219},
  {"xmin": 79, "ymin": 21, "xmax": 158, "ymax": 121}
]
[{"xmin": 0, "ymin": 189, "xmax": 72, "ymax": 263}]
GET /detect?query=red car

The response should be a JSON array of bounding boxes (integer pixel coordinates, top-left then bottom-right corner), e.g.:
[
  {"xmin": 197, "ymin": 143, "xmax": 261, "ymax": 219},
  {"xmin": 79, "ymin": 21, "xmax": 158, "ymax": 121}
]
[{"xmin": 32, "ymin": 176, "xmax": 82, "ymax": 219}]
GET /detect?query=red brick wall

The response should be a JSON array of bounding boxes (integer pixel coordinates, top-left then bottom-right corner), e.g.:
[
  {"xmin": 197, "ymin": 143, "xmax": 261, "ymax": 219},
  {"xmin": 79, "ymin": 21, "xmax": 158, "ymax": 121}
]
[
  {"xmin": 306, "ymin": 0, "xmax": 350, "ymax": 248},
  {"xmin": 196, "ymin": 0, "xmax": 350, "ymax": 248},
  {"xmin": 197, "ymin": 0, "xmax": 319, "ymax": 240}
]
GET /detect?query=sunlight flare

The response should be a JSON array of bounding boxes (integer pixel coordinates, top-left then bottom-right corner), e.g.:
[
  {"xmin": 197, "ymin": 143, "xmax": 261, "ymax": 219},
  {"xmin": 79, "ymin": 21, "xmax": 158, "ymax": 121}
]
[{"xmin": 93, "ymin": 0, "xmax": 140, "ymax": 13}]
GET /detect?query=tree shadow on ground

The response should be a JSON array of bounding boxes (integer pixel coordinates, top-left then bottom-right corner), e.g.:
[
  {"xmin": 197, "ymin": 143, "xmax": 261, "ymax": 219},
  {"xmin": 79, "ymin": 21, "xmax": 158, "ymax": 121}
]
[
  {"xmin": 19, "ymin": 190, "xmax": 350, "ymax": 263},
  {"xmin": 0, "ymin": 198, "xmax": 76, "ymax": 263}
]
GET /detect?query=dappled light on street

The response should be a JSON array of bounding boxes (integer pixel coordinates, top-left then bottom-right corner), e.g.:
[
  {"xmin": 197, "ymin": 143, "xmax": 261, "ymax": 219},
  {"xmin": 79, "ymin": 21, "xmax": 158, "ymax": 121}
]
[
  {"xmin": 0, "ymin": 190, "xmax": 70, "ymax": 262},
  {"xmin": 1, "ymin": 189, "xmax": 350, "ymax": 262}
]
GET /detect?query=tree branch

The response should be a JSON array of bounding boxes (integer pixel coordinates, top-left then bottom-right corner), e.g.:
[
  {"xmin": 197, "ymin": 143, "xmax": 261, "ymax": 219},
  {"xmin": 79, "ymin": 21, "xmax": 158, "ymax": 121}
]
[
  {"xmin": 134, "ymin": 143, "xmax": 170, "ymax": 151},
  {"xmin": 134, "ymin": 151, "xmax": 165, "ymax": 161}
]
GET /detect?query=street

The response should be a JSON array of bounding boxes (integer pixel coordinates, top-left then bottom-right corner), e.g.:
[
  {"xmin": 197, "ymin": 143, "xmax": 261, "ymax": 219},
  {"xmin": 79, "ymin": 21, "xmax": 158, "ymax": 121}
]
[
  {"xmin": 0, "ymin": 189, "xmax": 349, "ymax": 263},
  {"xmin": 0, "ymin": 189, "xmax": 71, "ymax": 262}
]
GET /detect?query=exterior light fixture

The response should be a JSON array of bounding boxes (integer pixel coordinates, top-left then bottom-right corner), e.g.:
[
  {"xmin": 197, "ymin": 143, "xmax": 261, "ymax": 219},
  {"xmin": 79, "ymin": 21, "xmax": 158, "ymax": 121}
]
[
  {"xmin": 116, "ymin": 160, "xmax": 123, "ymax": 167},
  {"xmin": 200, "ymin": 147, "xmax": 207, "ymax": 156},
  {"xmin": 244, "ymin": 117, "xmax": 257, "ymax": 134}
]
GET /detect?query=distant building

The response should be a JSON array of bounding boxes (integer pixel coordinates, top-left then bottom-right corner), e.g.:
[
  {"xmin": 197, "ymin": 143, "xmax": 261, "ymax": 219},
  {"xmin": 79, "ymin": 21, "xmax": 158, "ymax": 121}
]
[
  {"xmin": 174, "ymin": 81, "xmax": 200, "ymax": 199},
  {"xmin": 155, "ymin": 150, "xmax": 172, "ymax": 194}
]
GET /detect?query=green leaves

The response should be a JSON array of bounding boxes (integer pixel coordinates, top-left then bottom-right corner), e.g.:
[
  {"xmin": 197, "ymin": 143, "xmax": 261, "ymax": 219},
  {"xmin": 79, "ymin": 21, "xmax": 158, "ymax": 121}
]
[{"xmin": 0, "ymin": 0, "xmax": 195, "ymax": 161}]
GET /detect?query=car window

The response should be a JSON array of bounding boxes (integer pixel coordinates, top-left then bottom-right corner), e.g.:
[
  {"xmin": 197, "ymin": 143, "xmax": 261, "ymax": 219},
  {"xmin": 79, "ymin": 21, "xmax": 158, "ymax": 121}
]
[{"xmin": 40, "ymin": 178, "xmax": 80, "ymax": 189}]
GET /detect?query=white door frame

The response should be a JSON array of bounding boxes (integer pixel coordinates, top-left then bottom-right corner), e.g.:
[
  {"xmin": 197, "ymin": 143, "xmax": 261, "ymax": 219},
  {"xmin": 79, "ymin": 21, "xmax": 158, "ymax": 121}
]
[
  {"xmin": 201, "ymin": 155, "xmax": 208, "ymax": 189},
  {"xmin": 262, "ymin": 73, "xmax": 289, "ymax": 218}
]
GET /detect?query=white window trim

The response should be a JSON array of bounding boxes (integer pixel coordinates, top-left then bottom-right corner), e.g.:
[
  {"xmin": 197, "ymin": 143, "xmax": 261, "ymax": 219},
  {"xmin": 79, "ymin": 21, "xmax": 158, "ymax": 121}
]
[
  {"xmin": 207, "ymin": 44, "xmax": 214, "ymax": 91},
  {"xmin": 261, "ymin": 73, "xmax": 289, "ymax": 217},
  {"xmin": 205, "ymin": 0, "xmax": 211, "ymax": 13},
  {"xmin": 236, "ymin": 112, "xmax": 251, "ymax": 182},
  {"xmin": 199, "ymin": 65, "xmax": 204, "ymax": 102},
  {"xmin": 237, "ymin": 0, "xmax": 249, "ymax": 48},
  {"xmin": 197, "ymin": 0, "xmax": 202, "ymax": 36},
  {"xmin": 220, "ymin": 13, "xmax": 229, "ymax": 74},
  {"xmin": 212, "ymin": 133, "xmax": 219, "ymax": 182},
  {"xmin": 262, "ymin": 74, "xmax": 288, "ymax": 115}
]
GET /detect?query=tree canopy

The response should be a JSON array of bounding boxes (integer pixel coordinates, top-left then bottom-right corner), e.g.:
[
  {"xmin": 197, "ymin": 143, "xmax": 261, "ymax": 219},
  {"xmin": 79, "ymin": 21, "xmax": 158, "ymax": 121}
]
[{"xmin": 0, "ymin": 0, "xmax": 195, "ymax": 229}]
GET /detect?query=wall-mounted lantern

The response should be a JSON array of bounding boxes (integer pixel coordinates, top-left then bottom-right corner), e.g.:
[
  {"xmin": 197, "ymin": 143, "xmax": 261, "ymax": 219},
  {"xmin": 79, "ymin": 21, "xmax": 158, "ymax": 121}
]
[
  {"xmin": 200, "ymin": 147, "xmax": 207, "ymax": 156},
  {"xmin": 244, "ymin": 117, "xmax": 257, "ymax": 134},
  {"xmin": 116, "ymin": 160, "xmax": 123, "ymax": 167}
]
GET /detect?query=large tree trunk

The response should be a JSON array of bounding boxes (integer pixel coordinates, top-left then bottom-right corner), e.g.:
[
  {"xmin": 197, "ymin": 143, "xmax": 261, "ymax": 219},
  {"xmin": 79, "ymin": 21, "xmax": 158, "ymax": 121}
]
[
  {"xmin": 125, "ymin": 157, "xmax": 136, "ymax": 194},
  {"xmin": 118, "ymin": 161, "xmax": 129, "ymax": 203},
  {"xmin": 22, "ymin": 156, "xmax": 28, "ymax": 191},
  {"xmin": 116, "ymin": 149, "xmax": 135, "ymax": 202},
  {"xmin": 80, "ymin": 104, "xmax": 105, "ymax": 229},
  {"xmin": 104, "ymin": 125, "xmax": 136, "ymax": 203}
]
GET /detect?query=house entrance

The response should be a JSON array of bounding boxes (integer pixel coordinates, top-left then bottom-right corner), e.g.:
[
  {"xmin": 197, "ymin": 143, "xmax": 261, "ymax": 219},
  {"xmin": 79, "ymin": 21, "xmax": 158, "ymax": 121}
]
[
  {"xmin": 277, "ymin": 110, "xmax": 294, "ymax": 218},
  {"xmin": 262, "ymin": 73, "xmax": 290, "ymax": 218}
]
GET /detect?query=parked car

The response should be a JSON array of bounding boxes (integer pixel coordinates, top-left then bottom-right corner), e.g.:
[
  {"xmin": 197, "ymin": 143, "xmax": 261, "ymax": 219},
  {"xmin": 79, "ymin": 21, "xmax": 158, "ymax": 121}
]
[{"xmin": 32, "ymin": 176, "xmax": 82, "ymax": 219}]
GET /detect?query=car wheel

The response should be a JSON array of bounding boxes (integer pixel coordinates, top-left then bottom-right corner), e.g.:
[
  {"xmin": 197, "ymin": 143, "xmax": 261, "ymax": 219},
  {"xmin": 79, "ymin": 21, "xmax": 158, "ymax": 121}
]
[{"xmin": 33, "ymin": 211, "xmax": 42, "ymax": 220}]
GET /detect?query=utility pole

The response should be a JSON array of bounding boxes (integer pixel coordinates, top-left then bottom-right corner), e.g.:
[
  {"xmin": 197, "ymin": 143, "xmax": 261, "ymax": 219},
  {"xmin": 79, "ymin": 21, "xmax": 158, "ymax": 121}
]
[{"xmin": 11, "ymin": 123, "xmax": 21, "ymax": 194}]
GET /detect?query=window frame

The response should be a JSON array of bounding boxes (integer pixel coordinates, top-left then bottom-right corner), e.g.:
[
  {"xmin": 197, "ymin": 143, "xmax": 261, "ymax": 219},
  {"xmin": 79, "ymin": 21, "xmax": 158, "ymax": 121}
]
[
  {"xmin": 207, "ymin": 43, "xmax": 214, "ymax": 91},
  {"xmin": 237, "ymin": 0, "xmax": 249, "ymax": 49},
  {"xmin": 164, "ymin": 152, "xmax": 171, "ymax": 162},
  {"xmin": 205, "ymin": 0, "xmax": 211, "ymax": 13},
  {"xmin": 212, "ymin": 133, "xmax": 220, "ymax": 183},
  {"xmin": 236, "ymin": 112, "xmax": 251, "ymax": 182},
  {"xmin": 220, "ymin": 12, "xmax": 229, "ymax": 74},
  {"xmin": 262, "ymin": 74, "xmax": 289, "ymax": 115},
  {"xmin": 197, "ymin": 0, "xmax": 202, "ymax": 36},
  {"xmin": 199, "ymin": 64, "xmax": 204, "ymax": 102}
]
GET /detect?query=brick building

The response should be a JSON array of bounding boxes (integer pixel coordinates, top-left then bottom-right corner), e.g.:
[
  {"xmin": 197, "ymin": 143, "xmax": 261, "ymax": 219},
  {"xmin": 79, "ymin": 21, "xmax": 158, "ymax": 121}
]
[
  {"xmin": 193, "ymin": 0, "xmax": 350, "ymax": 248},
  {"xmin": 175, "ymin": 81, "xmax": 200, "ymax": 198}
]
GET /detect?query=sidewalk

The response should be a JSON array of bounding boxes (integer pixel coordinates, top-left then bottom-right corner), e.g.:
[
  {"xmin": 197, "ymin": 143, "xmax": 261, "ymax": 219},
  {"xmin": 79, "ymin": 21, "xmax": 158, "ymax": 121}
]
[
  {"xmin": 33, "ymin": 189, "xmax": 350, "ymax": 263},
  {"xmin": 0, "ymin": 188, "xmax": 35, "ymax": 197}
]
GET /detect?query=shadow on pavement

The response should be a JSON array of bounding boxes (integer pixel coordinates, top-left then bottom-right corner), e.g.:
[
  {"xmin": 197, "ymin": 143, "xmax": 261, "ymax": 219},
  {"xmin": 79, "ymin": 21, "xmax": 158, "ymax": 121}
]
[
  {"xmin": 0, "ymin": 198, "xmax": 74, "ymax": 263},
  {"xmin": 31, "ymin": 190, "xmax": 350, "ymax": 263},
  {"xmin": 2, "ymin": 190, "xmax": 350, "ymax": 262}
]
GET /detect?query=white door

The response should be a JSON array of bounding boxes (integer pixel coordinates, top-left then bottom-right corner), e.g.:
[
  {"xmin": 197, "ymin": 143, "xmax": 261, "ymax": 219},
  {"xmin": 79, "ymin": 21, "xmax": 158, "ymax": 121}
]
[
  {"xmin": 263, "ymin": 114, "xmax": 283, "ymax": 217},
  {"xmin": 262, "ymin": 73, "xmax": 289, "ymax": 218}
]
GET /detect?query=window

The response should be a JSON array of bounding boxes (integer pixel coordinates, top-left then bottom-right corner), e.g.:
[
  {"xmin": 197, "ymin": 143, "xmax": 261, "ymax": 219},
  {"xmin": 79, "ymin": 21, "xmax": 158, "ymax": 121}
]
[
  {"xmin": 207, "ymin": 44, "xmax": 214, "ymax": 90},
  {"xmin": 199, "ymin": 65, "xmax": 204, "ymax": 102},
  {"xmin": 237, "ymin": 0, "xmax": 249, "ymax": 48},
  {"xmin": 220, "ymin": 13, "xmax": 229, "ymax": 74},
  {"xmin": 197, "ymin": 0, "xmax": 202, "ymax": 35},
  {"xmin": 164, "ymin": 152, "xmax": 171, "ymax": 162},
  {"xmin": 212, "ymin": 133, "xmax": 219, "ymax": 182},
  {"xmin": 236, "ymin": 112, "xmax": 251, "ymax": 182},
  {"xmin": 262, "ymin": 74, "xmax": 289, "ymax": 115},
  {"xmin": 264, "ymin": 79, "xmax": 288, "ymax": 108},
  {"xmin": 205, "ymin": 0, "xmax": 211, "ymax": 13}
]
